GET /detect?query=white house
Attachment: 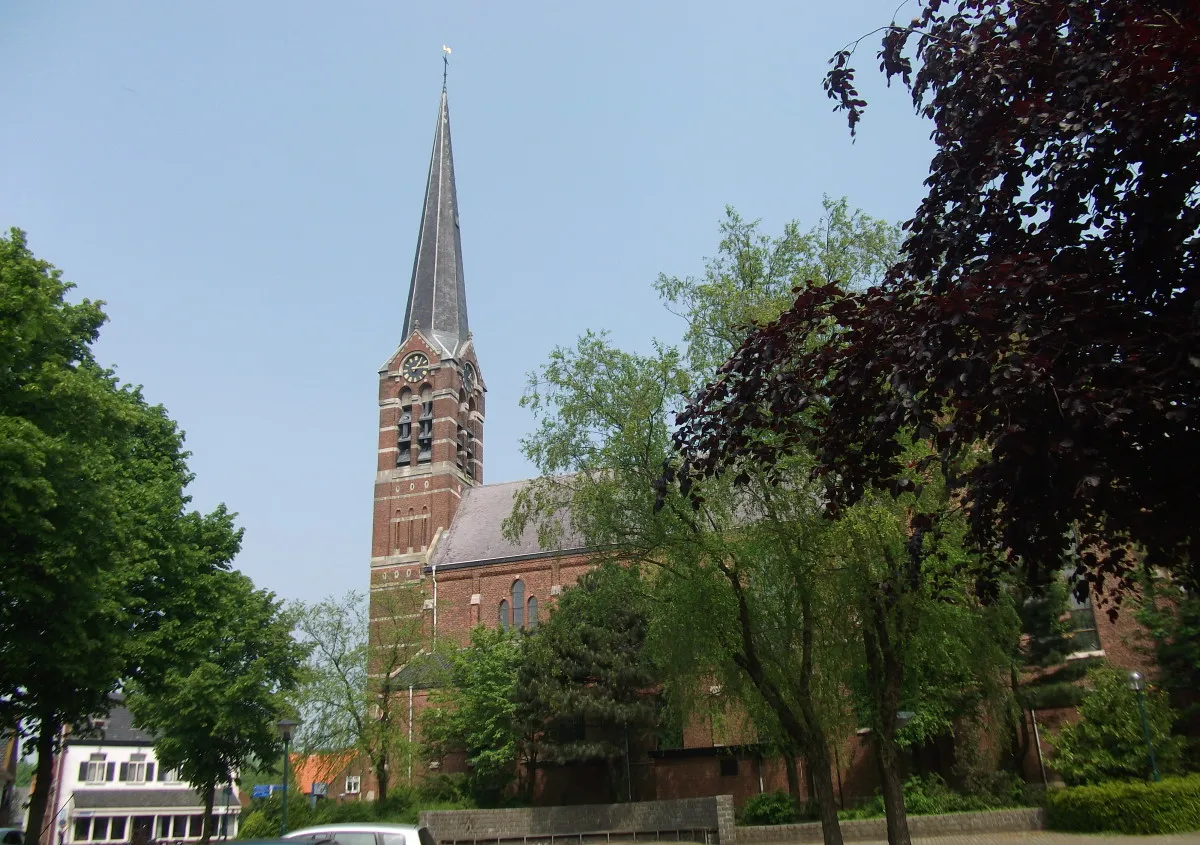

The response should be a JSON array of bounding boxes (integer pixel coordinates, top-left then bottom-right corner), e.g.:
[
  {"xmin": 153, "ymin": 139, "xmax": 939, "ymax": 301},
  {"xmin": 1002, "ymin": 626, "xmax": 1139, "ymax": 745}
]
[{"xmin": 39, "ymin": 703, "xmax": 239, "ymax": 845}]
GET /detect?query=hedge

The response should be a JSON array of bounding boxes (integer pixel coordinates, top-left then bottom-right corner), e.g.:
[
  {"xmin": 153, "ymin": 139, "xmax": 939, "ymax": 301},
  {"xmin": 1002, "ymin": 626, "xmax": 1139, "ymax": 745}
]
[{"xmin": 1045, "ymin": 775, "xmax": 1200, "ymax": 834}]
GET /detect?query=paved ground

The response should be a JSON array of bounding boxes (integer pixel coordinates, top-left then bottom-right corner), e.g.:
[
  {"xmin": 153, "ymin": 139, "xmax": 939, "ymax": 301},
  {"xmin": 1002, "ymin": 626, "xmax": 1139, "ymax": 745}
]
[{"xmin": 851, "ymin": 834, "xmax": 1200, "ymax": 845}]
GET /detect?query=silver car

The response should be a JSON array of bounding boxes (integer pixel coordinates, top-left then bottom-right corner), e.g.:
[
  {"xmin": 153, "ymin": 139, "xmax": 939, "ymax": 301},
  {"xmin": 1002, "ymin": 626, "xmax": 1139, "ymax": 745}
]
[{"xmin": 285, "ymin": 823, "xmax": 436, "ymax": 845}]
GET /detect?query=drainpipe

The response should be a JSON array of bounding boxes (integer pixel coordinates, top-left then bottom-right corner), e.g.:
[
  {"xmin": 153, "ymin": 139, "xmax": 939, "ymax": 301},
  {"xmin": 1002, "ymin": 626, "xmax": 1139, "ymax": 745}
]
[
  {"xmin": 1030, "ymin": 708, "xmax": 1048, "ymax": 787},
  {"xmin": 431, "ymin": 564, "xmax": 438, "ymax": 643},
  {"xmin": 408, "ymin": 686, "xmax": 414, "ymax": 784}
]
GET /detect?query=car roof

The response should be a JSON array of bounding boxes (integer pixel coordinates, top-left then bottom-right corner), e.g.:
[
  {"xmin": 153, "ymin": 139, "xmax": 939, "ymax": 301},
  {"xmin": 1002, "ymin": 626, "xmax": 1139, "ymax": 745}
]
[{"xmin": 286, "ymin": 824, "xmax": 423, "ymax": 835}]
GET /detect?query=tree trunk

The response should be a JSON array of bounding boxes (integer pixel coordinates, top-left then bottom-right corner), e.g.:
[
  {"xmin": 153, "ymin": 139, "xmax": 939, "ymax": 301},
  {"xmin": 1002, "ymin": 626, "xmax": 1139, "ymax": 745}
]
[
  {"xmin": 374, "ymin": 757, "xmax": 389, "ymax": 804},
  {"xmin": 24, "ymin": 713, "xmax": 59, "ymax": 845},
  {"xmin": 803, "ymin": 735, "xmax": 843, "ymax": 845},
  {"xmin": 782, "ymin": 747, "xmax": 802, "ymax": 817},
  {"xmin": 200, "ymin": 782, "xmax": 216, "ymax": 845},
  {"xmin": 872, "ymin": 731, "xmax": 909, "ymax": 845},
  {"xmin": 862, "ymin": 594, "xmax": 911, "ymax": 845}
]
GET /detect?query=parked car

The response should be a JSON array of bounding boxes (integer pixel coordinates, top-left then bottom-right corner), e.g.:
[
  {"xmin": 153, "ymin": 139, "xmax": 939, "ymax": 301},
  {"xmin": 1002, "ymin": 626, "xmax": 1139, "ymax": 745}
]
[
  {"xmin": 0, "ymin": 828, "xmax": 22, "ymax": 845},
  {"xmin": 285, "ymin": 823, "xmax": 435, "ymax": 845}
]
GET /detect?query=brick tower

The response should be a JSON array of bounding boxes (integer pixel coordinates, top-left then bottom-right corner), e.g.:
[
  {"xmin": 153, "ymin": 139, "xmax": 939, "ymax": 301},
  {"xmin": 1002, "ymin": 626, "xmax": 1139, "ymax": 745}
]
[{"xmin": 370, "ymin": 82, "xmax": 484, "ymax": 589}]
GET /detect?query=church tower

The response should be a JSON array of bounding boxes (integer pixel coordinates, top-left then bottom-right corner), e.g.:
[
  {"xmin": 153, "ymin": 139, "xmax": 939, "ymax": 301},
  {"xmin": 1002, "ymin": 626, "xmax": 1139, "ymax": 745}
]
[{"xmin": 370, "ymin": 82, "xmax": 484, "ymax": 587}]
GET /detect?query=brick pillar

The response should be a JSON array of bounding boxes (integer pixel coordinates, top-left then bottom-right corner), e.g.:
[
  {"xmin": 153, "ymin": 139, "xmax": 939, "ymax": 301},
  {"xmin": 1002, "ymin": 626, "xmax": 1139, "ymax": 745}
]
[{"xmin": 715, "ymin": 794, "xmax": 736, "ymax": 845}]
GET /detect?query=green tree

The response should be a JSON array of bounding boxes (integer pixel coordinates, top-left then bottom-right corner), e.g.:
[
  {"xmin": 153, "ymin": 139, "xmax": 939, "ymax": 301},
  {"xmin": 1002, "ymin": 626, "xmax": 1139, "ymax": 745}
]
[
  {"xmin": 511, "ymin": 206, "xmax": 1018, "ymax": 845},
  {"xmin": 422, "ymin": 627, "xmax": 524, "ymax": 805},
  {"xmin": 517, "ymin": 563, "xmax": 659, "ymax": 802},
  {"xmin": 1136, "ymin": 578, "xmax": 1200, "ymax": 767},
  {"xmin": 0, "ymin": 229, "xmax": 193, "ymax": 845},
  {"xmin": 291, "ymin": 585, "xmax": 429, "ymax": 803},
  {"xmin": 655, "ymin": 197, "xmax": 900, "ymax": 378},
  {"xmin": 127, "ymin": 529, "xmax": 307, "ymax": 844},
  {"xmin": 1049, "ymin": 666, "xmax": 1185, "ymax": 785}
]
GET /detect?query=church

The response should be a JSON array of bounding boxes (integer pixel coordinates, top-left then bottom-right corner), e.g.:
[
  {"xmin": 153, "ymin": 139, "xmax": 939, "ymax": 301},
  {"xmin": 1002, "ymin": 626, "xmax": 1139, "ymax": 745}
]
[
  {"xmin": 363, "ymin": 79, "xmax": 810, "ymax": 806},
  {"xmin": 364, "ymin": 79, "xmax": 596, "ymax": 640},
  {"xmin": 362, "ymin": 80, "xmax": 1154, "ymax": 809}
]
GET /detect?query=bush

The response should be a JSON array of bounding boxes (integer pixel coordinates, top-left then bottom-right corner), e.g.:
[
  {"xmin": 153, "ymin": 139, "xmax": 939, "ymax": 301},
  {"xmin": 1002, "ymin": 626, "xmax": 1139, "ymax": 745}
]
[
  {"xmin": 1046, "ymin": 775, "xmax": 1200, "ymax": 834},
  {"xmin": 836, "ymin": 773, "xmax": 1036, "ymax": 821},
  {"xmin": 738, "ymin": 791, "xmax": 797, "ymax": 825},
  {"xmin": 1049, "ymin": 666, "xmax": 1185, "ymax": 784},
  {"xmin": 238, "ymin": 788, "xmax": 475, "ymax": 838}
]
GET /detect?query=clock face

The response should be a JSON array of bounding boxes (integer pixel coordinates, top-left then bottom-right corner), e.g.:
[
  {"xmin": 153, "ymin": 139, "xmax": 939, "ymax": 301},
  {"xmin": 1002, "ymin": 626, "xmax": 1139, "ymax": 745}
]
[
  {"xmin": 400, "ymin": 353, "xmax": 430, "ymax": 383},
  {"xmin": 462, "ymin": 363, "xmax": 476, "ymax": 393}
]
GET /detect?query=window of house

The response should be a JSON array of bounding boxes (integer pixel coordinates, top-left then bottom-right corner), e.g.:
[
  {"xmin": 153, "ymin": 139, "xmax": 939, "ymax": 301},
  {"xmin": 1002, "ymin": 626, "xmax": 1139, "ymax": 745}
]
[
  {"xmin": 91, "ymin": 819, "xmax": 109, "ymax": 841},
  {"xmin": 345, "ymin": 775, "xmax": 361, "ymax": 795},
  {"xmin": 171, "ymin": 816, "xmax": 188, "ymax": 838},
  {"xmin": 189, "ymin": 816, "xmax": 205, "ymax": 838},
  {"xmin": 512, "ymin": 580, "xmax": 525, "ymax": 628},
  {"xmin": 110, "ymin": 818, "xmax": 127, "ymax": 841},
  {"xmin": 121, "ymin": 754, "xmax": 153, "ymax": 783},
  {"xmin": 527, "ymin": 597, "xmax": 538, "ymax": 630},
  {"xmin": 1068, "ymin": 586, "xmax": 1102, "ymax": 654},
  {"xmin": 718, "ymin": 756, "xmax": 739, "ymax": 777},
  {"xmin": 157, "ymin": 818, "xmax": 171, "ymax": 839},
  {"xmin": 81, "ymin": 754, "xmax": 111, "ymax": 784},
  {"xmin": 498, "ymin": 599, "xmax": 509, "ymax": 630},
  {"xmin": 74, "ymin": 819, "xmax": 90, "ymax": 842}
]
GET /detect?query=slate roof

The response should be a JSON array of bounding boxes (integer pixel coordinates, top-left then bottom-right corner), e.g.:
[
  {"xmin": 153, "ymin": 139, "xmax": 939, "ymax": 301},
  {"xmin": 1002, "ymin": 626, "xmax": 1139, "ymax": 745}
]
[
  {"xmin": 402, "ymin": 86, "xmax": 470, "ymax": 359},
  {"xmin": 428, "ymin": 479, "xmax": 586, "ymax": 569},
  {"xmin": 67, "ymin": 700, "xmax": 153, "ymax": 747},
  {"xmin": 73, "ymin": 790, "xmax": 204, "ymax": 810},
  {"xmin": 392, "ymin": 650, "xmax": 453, "ymax": 690}
]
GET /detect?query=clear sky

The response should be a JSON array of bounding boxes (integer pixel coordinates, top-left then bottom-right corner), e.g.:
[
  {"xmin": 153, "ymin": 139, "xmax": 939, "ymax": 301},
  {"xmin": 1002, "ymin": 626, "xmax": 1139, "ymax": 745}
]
[{"xmin": 1, "ymin": 1, "xmax": 934, "ymax": 605}]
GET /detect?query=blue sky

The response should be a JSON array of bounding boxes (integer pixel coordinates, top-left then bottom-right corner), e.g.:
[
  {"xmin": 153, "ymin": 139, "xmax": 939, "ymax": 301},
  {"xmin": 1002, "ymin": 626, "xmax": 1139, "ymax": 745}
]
[{"xmin": 1, "ymin": 1, "xmax": 934, "ymax": 604}]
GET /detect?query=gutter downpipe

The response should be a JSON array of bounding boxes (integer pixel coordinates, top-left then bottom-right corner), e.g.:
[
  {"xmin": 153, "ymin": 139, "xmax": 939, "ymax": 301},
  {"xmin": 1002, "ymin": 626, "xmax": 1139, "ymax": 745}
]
[
  {"xmin": 1031, "ymin": 708, "xmax": 1048, "ymax": 787},
  {"xmin": 408, "ymin": 686, "xmax": 414, "ymax": 784}
]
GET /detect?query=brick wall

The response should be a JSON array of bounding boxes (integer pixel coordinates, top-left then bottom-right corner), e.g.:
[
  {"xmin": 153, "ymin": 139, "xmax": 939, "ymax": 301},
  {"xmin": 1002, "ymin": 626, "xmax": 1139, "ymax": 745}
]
[
  {"xmin": 421, "ymin": 796, "xmax": 732, "ymax": 844},
  {"xmin": 431, "ymin": 552, "xmax": 594, "ymax": 643}
]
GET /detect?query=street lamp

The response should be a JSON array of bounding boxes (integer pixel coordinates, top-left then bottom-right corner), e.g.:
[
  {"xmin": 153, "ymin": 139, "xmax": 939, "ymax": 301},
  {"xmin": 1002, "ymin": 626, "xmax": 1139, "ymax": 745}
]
[
  {"xmin": 276, "ymin": 719, "xmax": 300, "ymax": 835},
  {"xmin": 1127, "ymin": 672, "xmax": 1160, "ymax": 782}
]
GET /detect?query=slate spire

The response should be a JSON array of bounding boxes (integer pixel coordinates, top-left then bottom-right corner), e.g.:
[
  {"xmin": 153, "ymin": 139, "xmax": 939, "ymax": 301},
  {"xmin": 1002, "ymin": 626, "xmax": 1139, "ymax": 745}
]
[{"xmin": 402, "ymin": 86, "xmax": 469, "ymax": 357}]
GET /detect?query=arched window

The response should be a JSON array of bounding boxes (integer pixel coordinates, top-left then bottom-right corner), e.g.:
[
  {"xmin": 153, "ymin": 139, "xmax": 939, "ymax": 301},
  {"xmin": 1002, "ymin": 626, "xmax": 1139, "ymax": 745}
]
[
  {"xmin": 498, "ymin": 599, "xmax": 510, "ymax": 630},
  {"xmin": 527, "ymin": 597, "xmax": 538, "ymax": 630},
  {"xmin": 512, "ymin": 580, "xmax": 525, "ymax": 628}
]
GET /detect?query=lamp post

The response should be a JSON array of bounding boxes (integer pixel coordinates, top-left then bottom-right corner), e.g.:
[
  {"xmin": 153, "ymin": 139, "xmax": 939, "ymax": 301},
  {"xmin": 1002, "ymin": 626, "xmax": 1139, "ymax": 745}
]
[
  {"xmin": 1127, "ymin": 672, "xmax": 1160, "ymax": 782},
  {"xmin": 276, "ymin": 719, "xmax": 300, "ymax": 835}
]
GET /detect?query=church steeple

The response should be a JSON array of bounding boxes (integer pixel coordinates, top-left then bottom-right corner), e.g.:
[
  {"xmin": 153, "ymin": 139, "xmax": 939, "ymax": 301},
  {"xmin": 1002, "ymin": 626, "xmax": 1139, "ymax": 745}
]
[{"xmin": 402, "ymin": 87, "xmax": 469, "ymax": 358}]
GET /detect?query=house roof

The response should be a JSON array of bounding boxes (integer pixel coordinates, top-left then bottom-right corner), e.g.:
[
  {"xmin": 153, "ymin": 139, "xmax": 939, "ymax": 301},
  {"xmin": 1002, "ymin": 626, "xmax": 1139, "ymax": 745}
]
[
  {"xmin": 67, "ymin": 701, "xmax": 153, "ymax": 747},
  {"xmin": 427, "ymin": 479, "xmax": 585, "ymax": 570},
  {"xmin": 73, "ymin": 789, "xmax": 208, "ymax": 810}
]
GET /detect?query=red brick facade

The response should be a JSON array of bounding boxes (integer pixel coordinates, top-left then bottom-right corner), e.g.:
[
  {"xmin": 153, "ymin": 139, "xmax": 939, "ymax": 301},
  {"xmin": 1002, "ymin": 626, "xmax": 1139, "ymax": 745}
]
[{"xmin": 369, "ymin": 331, "xmax": 484, "ymax": 593}]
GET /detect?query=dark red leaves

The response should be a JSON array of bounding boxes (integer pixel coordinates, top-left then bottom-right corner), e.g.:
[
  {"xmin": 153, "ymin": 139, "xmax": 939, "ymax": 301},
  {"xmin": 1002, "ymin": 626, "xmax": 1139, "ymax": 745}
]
[{"xmin": 669, "ymin": 0, "xmax": 1200, "ymax": 598}]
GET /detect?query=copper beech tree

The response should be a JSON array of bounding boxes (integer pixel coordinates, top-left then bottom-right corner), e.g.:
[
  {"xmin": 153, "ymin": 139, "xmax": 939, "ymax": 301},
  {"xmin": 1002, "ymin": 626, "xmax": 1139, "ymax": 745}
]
[{"xmin": 668, "ymin": 0, "xmax": 1200, "ymax": 602}]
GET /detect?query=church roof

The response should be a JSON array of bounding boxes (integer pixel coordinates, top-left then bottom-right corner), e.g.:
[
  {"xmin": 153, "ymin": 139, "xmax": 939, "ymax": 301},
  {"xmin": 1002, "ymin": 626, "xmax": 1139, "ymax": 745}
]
[
  {"xmin": 428, "ymin": 479, "xmax": 586, "ymax": 570},
  {"xmin": 402, "ymin": 87, "xmax": 470, "ymax": 359}
]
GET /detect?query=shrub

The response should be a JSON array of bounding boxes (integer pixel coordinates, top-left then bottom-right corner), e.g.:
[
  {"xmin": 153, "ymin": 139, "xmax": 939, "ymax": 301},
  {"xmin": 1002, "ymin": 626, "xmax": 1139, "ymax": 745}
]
[
  {"xmin": 1046, "ymin": 775, "xmax": 1200, "ymax": 834},
  {"xmin": 738, "ymin": 791, "xmax": 797, "ymax": 825},
  {"xmin": 237, "ymin": 788, "xmax": 476, "ymax": 838},
  {"xmin": 1049, "ymin": 666, "xmax": 1185, "ymax": 784},
  {"xmin": 835, "ymin": 773, "xmax": 1036, "ymax": 821}
]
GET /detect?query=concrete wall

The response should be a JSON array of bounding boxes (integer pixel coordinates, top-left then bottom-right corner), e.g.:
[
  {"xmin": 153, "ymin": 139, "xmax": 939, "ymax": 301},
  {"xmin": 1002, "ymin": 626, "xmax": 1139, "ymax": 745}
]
[
  {"xmin": 738, "ymin": 808, "xmax": 1046, "ymax": 844},
  {"xmin": 421, "ymin": 795, "xmax": 736, "ymax": 845}
]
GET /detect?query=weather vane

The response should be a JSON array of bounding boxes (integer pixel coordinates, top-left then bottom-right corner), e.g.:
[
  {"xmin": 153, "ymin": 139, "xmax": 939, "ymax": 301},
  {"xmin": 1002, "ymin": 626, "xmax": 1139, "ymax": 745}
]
[{"xmin": 442, "ymin": 45, "xmax": 451, "ymax": 90}]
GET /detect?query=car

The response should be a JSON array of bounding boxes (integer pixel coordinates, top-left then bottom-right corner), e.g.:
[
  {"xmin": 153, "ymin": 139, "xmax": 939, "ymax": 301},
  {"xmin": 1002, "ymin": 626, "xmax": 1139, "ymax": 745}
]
[
  {"xmin": 0, "ymin": 828, "xmax": 22, "ymax": 845},
  {"xmin": 284, "ymin": 823, "xmax": 436, "ymax": 845}
]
